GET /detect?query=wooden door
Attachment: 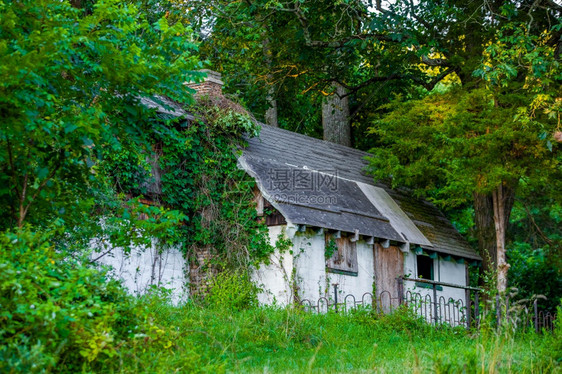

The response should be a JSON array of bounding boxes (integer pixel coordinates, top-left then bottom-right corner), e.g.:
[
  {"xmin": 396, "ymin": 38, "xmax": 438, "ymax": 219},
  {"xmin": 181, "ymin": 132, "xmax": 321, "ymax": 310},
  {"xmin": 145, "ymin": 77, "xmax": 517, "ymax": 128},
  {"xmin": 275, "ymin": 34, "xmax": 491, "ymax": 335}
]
[{"xmin": 373, "ymin": 244, "xmax": 404, "ymax": 313}]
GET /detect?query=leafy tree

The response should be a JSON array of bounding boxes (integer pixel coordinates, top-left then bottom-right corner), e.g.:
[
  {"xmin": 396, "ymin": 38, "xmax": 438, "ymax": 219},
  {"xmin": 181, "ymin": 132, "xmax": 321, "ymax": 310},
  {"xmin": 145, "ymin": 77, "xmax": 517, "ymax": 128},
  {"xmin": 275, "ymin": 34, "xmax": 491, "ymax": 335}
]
[
  {"xmin": 0, "ymin": 0, "xmax": 202, "ymax": 233},
  {"xmin": 185, "ymin": 0, "xmax": 447, "ymax": 145},
  {"xmin": 367, "ymin": 6, "xmax": 562, "ymax": 292}
]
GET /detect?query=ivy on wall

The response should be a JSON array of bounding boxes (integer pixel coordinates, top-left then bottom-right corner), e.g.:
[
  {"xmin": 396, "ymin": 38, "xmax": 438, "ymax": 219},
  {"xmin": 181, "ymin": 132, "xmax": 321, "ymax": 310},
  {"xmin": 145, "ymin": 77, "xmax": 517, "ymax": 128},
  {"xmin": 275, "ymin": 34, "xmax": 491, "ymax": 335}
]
[{"xmin": 102, "ymin": 95, "xmax": 276, "ymax": 271}]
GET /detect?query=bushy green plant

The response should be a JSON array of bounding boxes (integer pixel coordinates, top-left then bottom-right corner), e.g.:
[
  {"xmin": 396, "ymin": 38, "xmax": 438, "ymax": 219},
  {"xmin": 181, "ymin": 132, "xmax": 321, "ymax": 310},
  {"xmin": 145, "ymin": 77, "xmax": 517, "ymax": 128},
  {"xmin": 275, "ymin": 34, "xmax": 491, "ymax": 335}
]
[
  {"xmin": 508, "ymin": 242, "xmax": 562, "ymax": 313},
  {"xmin": 357, "ymin": 304, "xmax": 433, "ymax": 333},
  {"xmin": 205, "ymin": 270, "xmax": 260, "ymax": 311},
  {"xmin": 0, "ymin": 228, "xmax": 217, "ymax": 373},
  {"xmin": 0, "ymin": 229, "xmax": 133, "ymax": 371}
]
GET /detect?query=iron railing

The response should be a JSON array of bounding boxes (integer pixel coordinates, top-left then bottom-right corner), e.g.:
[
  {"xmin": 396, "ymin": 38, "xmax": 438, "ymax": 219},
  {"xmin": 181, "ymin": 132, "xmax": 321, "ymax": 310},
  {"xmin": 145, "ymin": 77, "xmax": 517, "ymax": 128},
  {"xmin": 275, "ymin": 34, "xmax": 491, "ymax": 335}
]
[{"xmin": 298, "ymin": 278, "xmax": 557, "ymax": 332}]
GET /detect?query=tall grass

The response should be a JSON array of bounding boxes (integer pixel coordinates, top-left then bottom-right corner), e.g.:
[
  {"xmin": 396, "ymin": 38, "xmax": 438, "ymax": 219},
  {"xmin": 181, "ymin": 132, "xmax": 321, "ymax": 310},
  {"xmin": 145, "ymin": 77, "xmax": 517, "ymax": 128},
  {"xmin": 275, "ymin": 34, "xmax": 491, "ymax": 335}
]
[{"xmin": 108, "ymin": 297, "xmax": 560, "ymax": 373}]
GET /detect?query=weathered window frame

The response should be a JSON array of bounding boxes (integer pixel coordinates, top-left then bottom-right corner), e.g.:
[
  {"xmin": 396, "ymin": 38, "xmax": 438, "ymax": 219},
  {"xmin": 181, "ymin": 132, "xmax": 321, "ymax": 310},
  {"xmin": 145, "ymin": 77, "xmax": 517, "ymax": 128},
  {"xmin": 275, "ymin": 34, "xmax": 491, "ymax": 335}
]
[{"xmin": 325, "ymin": 233, "xmax": 358, "ymax": 276}]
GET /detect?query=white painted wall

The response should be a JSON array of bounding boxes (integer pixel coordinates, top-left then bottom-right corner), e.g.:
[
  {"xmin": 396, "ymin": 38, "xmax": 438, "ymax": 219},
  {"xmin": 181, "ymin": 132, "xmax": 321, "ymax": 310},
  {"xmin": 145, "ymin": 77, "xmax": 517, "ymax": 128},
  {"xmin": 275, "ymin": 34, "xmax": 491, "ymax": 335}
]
[
  {"xmin": 252, "ymin": 225, "xmax": 294, "ymax": 306},
  {"xmin": 254, "ymin": 229, "xmax": 376, "ymax": 310},
  {"xmin": 403, "ymin": 249, "xmax": 468, "ymax": 326},
  {"xmin": 89, "ymin": 224, "xmax": 470, "ymax": 325},
  {"xmin": 292, "ymin": 231, "xmax": 375, "ymax": 309},
  {"xmin": 91, "ymin": 239, "xmax": 188, "ymax": 304}
]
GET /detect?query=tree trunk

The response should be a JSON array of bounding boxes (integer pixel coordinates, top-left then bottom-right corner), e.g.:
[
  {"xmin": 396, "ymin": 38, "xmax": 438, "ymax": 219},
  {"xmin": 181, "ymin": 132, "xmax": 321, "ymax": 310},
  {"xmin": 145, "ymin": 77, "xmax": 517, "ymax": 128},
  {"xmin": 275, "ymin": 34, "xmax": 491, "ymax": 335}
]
[
  {"xmin": 473, "ymin": 181, "xmax": 516, "ymax": 293},
  {"xmin": 474, "ymin": 192, "xmax": 496, "ymax": 283},
  {"xmin": 262, "ymin": 36, "xmax": 278, "ymax": 127},
  {"xmin": 492, "ymin": 183, "xmax": 516, "ymax": 293},
  {"xmin": 265, "ymin": 86, "xmax": 278, "ymax": 127},
  {"xmin": 322, "ymin": 82, "xmax": 351, "ymax": 146}
]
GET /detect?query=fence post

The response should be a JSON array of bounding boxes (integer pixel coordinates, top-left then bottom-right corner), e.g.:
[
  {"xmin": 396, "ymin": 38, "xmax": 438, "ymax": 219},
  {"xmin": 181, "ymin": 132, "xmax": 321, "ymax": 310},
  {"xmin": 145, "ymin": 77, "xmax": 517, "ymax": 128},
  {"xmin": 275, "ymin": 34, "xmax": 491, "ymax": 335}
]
[
  {"xmin": 474, "ymin": 291, "xmax": 480, "ymax": 328},
  {"xmin": 466, "ymin": 291, "xmax": 472, "ymax": 330},
  {"xmin": 496, "ymin": 294, "xmax": 501, "ymax": 328},
  {"xmin": 433, "ymin": 283, "xmax": 438, "ymax": 325},
  {"xmin": 397, "ymin": 277, "xmax": 404, "ymax": 306},
  {"xmin": 534, "ymin": 299, "xmax": 539, "ymax": 333},
  {"xmin": 333, "ymin": 283, "xmax": 338, "ymax": 314},
  {"xmin": 465, "ymin": 263, "xmax": 471, "ymax": 330}
]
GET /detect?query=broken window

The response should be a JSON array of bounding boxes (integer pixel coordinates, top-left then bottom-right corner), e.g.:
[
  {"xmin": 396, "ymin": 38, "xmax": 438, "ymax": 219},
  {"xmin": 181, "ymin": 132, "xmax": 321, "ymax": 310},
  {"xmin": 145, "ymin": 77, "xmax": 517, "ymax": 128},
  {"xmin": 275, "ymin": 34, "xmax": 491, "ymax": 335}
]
[
  {"xmin": 416, "ymin": 255, "xmax": 434, "ymax": 280},
  {"xmin": 325, "ymin": 233, "xmax": 358, "ymax": 276}
]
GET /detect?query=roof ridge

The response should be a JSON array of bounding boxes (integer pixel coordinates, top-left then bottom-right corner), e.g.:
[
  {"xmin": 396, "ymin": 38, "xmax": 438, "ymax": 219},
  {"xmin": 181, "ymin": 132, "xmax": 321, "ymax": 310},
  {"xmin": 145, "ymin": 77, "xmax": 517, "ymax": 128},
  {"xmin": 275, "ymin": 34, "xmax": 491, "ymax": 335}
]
[{"xmin": 258, "ymin": 123, "xmax": 373, "ymax": 158}]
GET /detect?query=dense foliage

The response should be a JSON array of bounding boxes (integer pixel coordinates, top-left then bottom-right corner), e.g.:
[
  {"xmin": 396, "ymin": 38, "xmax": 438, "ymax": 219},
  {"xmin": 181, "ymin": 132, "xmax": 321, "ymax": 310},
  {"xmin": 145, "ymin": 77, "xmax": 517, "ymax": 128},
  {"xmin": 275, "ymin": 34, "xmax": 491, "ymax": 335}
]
[
  {"xmin": 0, "ymin": 229, "xmax": 224, "ymax": 372},
  {"xmin": 0, "ymin": 0, "xmax": 202, "ymax": 232},
  {"xmin": 0, "ymin": 230, "xmax": 140, "ymax": 372}
]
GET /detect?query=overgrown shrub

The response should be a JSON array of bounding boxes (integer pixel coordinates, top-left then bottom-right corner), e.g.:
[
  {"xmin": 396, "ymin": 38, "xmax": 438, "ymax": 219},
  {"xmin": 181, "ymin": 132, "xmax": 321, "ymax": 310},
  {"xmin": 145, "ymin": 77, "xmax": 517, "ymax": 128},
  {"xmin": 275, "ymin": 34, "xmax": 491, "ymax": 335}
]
[
  {"xmin": 508, "ymin": 242, "xmax": 562, "ymax": 312},
  {"xmin": 350, "ymin": 304, "xmax": 433, "ymax": 334},
  {"xmin": 0, "ymin": 229, "xmax": 213, "ymax": 373},
  {"xmin": 205, "ymin": 270, "xmax": 260, "ymax": 311},
  {"xmin": 0, "ymin": 229, "xmax": 132, "ymax": 371}
]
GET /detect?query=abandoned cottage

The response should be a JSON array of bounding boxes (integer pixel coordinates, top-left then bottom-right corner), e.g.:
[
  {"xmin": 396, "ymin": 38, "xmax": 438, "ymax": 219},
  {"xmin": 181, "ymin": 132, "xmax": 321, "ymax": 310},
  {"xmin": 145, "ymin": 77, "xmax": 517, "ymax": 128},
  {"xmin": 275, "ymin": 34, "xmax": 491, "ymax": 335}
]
[{"xmin": 94, "ymin": 71, "xmax": 482, "ymax": 314}]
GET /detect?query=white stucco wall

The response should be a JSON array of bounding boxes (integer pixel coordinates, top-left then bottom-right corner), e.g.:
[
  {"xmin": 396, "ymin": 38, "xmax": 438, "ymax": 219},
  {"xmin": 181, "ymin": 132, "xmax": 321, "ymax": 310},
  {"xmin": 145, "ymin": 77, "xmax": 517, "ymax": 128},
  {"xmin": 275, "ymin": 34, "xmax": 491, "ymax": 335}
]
[
  {"xmin": 252, "ymin": 225, "xmax": 294, "ymax": 305},
  {"xmin": 91, "ymin": 240, "xmax": 188, "ymax": 304},
  {"xmin": 89, "ymin": 223, "xmax": 471, "ymax": 324},
  {"xmin": 292, "ymin": 231, "xmax": 375, "ymax": 308},
  {"xmin": 254, "ymin": 228, "xmax": 376, "ymax": 309},
  {"xmin": 403, "ymin": 249, "xmax": 468, "ymax": 326}
]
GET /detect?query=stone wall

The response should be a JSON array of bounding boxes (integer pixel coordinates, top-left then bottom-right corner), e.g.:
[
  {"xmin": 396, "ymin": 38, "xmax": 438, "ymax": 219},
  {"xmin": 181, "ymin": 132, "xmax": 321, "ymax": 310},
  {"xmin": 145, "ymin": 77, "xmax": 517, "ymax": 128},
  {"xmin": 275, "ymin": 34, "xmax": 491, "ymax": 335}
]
[{"xmin": 187, "ymin": 245, "xmax": 216, "ymax": 299}]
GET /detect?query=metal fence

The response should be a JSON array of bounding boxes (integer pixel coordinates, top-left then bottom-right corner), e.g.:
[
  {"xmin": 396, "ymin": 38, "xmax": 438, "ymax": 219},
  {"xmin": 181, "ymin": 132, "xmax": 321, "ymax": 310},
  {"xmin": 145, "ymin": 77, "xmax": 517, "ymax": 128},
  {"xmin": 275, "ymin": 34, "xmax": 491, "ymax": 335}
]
[
  {"xmin": 298, "ymin": 277, "xmax": 557, "ymax": 332},
  {"xmin": 491, "ymin": 293, "xmax": 557, "ymax": 333}
]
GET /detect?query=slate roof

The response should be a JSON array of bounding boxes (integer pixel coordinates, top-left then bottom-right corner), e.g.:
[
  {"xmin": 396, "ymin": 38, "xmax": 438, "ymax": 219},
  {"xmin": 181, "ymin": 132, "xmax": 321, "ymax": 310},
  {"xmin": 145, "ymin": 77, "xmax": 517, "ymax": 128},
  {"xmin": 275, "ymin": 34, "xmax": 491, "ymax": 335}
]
[
  {"xmin": 140, "ymin": 95, "xmax": 195, "ymax": 121},
  {"xmin": 239, "ymin": 124, "xmax": 481, "ymax": 261}
]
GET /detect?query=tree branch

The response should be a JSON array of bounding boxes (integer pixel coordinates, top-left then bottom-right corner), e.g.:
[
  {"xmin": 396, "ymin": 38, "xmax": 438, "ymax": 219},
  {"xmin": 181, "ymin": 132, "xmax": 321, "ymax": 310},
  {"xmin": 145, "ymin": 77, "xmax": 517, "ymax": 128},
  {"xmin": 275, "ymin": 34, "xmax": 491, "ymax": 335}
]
[
  {"xmin": 421, "ymin": 55, "xmax": 450, "ymax": 67},
  {"xmin": 545, "ymin": 0, "xmax": 562, "ymax": 12},
  {"xmin": 19, "ymin": 159, "xmax": 62, "ymax": 227},
  {"xmin": 522, "ymin": 202, "xmax": 554, "ymax": 246},
  {"xmin": 333, "ymin": 74, "xmax": 404, "ymax": 97},
  {"xmin": 6, "ymin": 138, "xmax": 20, "ymax": 198},
  {"xmin": 287, "ymin": 2, "xmax": 399, "ymax": 48},
  {"xmin": 18, "ymin": 173, "xmax": 28, "ymax": 229},
  {"xmin": 413, "ymin": 66, "xmax": 457, "ymax": 91},
  {"xmin": 90, "ymin": 245, "xmax": 114, "ymax": 263}
]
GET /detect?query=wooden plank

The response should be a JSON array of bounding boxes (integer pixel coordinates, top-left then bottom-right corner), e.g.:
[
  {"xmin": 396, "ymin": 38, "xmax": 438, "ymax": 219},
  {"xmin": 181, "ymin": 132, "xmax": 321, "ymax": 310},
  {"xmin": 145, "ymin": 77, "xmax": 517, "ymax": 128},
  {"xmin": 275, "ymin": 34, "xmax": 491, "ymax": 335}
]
[
  {"xmin": 253, "ymin": 187, "xmax": 264, "ymax": 216},
  {"xmin": 374, "ymin": 244, "xmax": 404, "ymax": 313},
  {"xmin": 325, "ymin": 234, "xmax": 358, "ymax": 274},
  {"xmin": 264, "ymin": 198, "xmax": 287, "ymax": 226}
]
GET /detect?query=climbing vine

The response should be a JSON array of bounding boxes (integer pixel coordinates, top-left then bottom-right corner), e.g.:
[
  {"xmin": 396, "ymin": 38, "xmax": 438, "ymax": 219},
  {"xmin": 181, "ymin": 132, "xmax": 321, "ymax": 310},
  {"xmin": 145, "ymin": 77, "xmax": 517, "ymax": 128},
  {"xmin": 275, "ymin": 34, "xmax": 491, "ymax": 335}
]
[
  {"xmin": 325, "ymin": 238, "xmax": 338, "ymax": 260},
  {"xmin": 102, "ymin": 94, "xmax": 276, "ymax": 272}
]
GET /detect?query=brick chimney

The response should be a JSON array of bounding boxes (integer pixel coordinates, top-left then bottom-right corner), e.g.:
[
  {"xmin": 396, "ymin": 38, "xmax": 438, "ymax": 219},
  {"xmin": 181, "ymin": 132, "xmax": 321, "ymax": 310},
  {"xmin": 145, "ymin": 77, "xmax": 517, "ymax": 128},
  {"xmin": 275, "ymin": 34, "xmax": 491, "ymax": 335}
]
[{"xmin": 185, "ymin": 69, "xmax": 223, "ymax": 97}]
